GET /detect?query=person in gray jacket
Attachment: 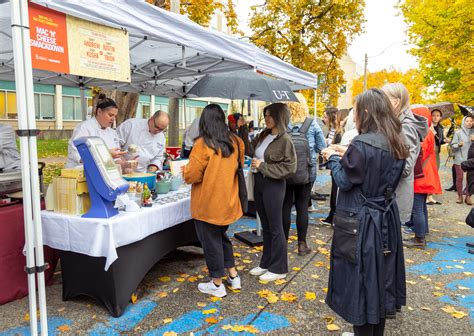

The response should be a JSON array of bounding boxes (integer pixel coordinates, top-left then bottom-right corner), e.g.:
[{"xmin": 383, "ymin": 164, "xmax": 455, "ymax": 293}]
[
  {"xmin": 452, "ymin": 115, "xmax": 473, "ymax": 204},
  {"xmin": 382, "ymin": 83, "xmax": 428, "ymax": 225}
]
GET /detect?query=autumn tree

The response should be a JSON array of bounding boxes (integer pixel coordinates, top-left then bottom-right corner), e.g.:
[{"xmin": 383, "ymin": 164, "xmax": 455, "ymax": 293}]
[
  {"xmin": 352, "ymin": 68, "xmax": 428, "ymax": 104},
  {"xmin": 249, "ymin": 0, "xmax": 365, "ymax": 108},
  {"xmin": 400, "ymin": 0, "xmax": 473, "ymax": 105}
]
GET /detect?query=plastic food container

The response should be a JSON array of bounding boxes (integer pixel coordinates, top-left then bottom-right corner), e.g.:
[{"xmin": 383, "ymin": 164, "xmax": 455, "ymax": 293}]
[
  {"xmin": 122, "ymin": 173, "xmax": 156, "ymax": 191},
  {"xmin": 170, "ymin": 176, "xmax": 183, "ymax": 191}
]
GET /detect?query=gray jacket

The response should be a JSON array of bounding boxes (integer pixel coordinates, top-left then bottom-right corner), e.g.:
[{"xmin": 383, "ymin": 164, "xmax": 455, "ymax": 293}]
[
  {"xmin": 395, "ymin": 109, "xmax": 429, "ymax": 223},
  {"xmin": 451, "ymin": 117, "xmax": 472, "ymax": 165}
]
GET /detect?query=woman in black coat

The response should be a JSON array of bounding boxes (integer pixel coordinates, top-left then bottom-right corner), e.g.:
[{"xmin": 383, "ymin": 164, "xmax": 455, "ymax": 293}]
[
  {"xmin": 322, "ymin": 89, "xmax": 409, "ymax": 335},
  {"xmin": 461, "ymin": 136, "xmax": 474, "ymax": 196}
]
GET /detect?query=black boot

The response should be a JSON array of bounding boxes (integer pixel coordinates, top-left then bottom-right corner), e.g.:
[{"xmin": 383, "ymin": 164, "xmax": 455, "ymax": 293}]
[
  {"xmin": 298, "ymin": 241, "xmax": 311, "ymax": 256},
  {"xmin": 445, "ymin": 185, "xmax": 456, "ymax": 191}
]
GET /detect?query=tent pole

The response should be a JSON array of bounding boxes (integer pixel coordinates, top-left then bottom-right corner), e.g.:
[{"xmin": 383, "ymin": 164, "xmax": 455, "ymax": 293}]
[
  {"xmin": 313, "ymin": 89, "xmax": 317, "ymax": 117},
  {"xmin": 80, "ymin": 85, "xmax": 87, "ymax": 120},
  {"xmin": 11, "ymin": 0, "xmax": 49, "ymax": 334}
]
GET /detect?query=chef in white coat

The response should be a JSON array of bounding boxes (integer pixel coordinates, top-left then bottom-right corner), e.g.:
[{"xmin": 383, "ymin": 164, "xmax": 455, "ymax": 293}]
[
  {"xmin": 0, "ymin": 123, "xmax": 21, "ymax": 171},
  {"xmin": 65, "ymin": 94, "xmax": 122, "ymax": 168},
  {"xmin": 117, "ymin": 110, "xmax": 169, "ymax": 173}
]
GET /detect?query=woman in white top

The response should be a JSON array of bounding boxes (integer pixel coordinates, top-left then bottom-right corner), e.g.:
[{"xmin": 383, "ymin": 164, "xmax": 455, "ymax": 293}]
[{"xmin": 65, "ymin": 94, "xmax": 122, "ymax": 168}]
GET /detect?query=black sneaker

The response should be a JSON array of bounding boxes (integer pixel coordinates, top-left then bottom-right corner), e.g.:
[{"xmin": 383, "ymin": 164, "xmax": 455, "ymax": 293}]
[
  {"xmin": 466, "ymin": 242, "xmax": 474, "ymax": 248},
  {"xmin": 311, "ymin": 192, "xmax": 327, "ymax": 201},
  {"xmin": 445, "ymin": 185, "xmax": 456, "ymax": 192}
]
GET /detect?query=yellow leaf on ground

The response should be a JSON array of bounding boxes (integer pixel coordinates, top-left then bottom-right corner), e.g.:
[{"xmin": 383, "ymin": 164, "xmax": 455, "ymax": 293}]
[
  {"xmin": 311, "ymin": 274, "xmax": 320, "ymax": 279},
  {"xmin": 454, "ymin": 265, "xmax": 464, "ymax": 269},
  {"xmin": 163, "ymin": 332, "xmax": 178, "ymax": 336},
  {"xmin": 210, "ymin": 296, "xmax": 222, "ymax": 302},
  {"xmin": 406, "ymin": 280, "xmax": 417, "ymax": 285},
  {"xmin": 242, "ymin": 259, "xmax": 252, "ymax": 264},
  {"xmin": 405, "ymin": 259, "xmax": 414, "ymax": 263},
  {"xmin": 259, "ymin": 280, "xmax": 269, "ymax": 284},
  {"xmin": 292, "ymin": 267, "xmax": 301, "ymax": 271},
  {"xmin": 452, "ymin": 311, "xmax": 468, "ymax": 319},
  {"xmin": 281, "ymin": 292, "xmax": 297, "ymax": 302},
  {"xmin": 463, "ymin": 272, "xmax": 473, "ymax": 275},
  {"xmin": 315, "ymin": 239, "xmax": 327, "ymax": 245},
  {"xmin": 188, "ymin": 276, "xmax": 198, "ymax": 282},
  {"xmin": 202, "ymin": 308, "xmax": 217, "ymax": 315},
  {"xmin": 257, "ymin": 305, "xmax": 265, "ymax": 309},
  {"xmin": 441, "ymin": 306, "xmax": 456, "ymax": 314},
  {"xmin": 24, "ymin": 313, "xmax": 30, "ymax": 322},
  {"xmin": 432, "ymin": 292, "xmax": 444, "ymax": 297},
  {"xmin": 445, "ymin": 266, "xmax": 453, "ymax": 269},
  {"xmin": 318, "ymin": 247, "xmax": 329, "ymax": 255},
  {"xmin": 289, "ymin": 235, "xmax": 298, "ymax": 241},
  {"xmin": 57, "ymin": 325, "xmax": 71, "ymax": 332},
  {"xmin": 172, "ymin": 288, "xmax": 179, "ymax": 293},
  {"xmin": 327, "ymin": 323, "xmax": 340, "ymax": 331},
  {"xmin": 163, "ymin": 318, "xmax": 173, "ymax": 324},
  {"xmin": 197, "ymin": 302, "xmax": 207, "ymax": 307},
  {"xmin": 407, "ymin": 306, "xmax": 414, "ymax": 311},
  {"xmin": 457, "ymin": 286, "xmax": 469, "ymax": 290},
  {"xmin": 305, "ymin": 292, "xmax": 316, "ymax": 300},
  {"xmin": 205, "ymin": 317, "xmax": 218, "ymax": 324},
  {"xmin": 159, "ymin": 276, "xmax": 171, "ymax": 282},
  {"xmin": 236, "ymin": 266, "xmax": 245, "ymax": 271},
  {"xmin": 233, "ymin": 252, "xmax": 241, "ymax": 258},
  {"xmin": 176, "ymin": 278, "xmax": 185, "ymax": 282},
  {"xmin": 322, "ymin": 288, "xmax": 328, "ymax": 293},
  {"xmin": 221, "ymin": 325, "xmax": 259, "ymax": 333},
  {"xmin": 421, "ymin": 307, "xmax": 431, "ymax": 311},
  {"xmin": 157, "ymin": 292, "xmax": 168, "ymax": 298},
  {"xmin": 131, "ymin": 293, "xmax": 138, "ymax": 304},
  {"xmin": 275, "ymin": 279, "xmax": 287, "ymax": 285},
  {"xmin": 314, "ymin": 261, "xmax": 325, "ymax": 267}
]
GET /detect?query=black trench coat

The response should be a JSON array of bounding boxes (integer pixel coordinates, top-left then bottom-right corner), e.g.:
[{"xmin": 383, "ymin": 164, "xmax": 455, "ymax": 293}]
[
  {"xmin": 325, "ymin": 133, "xmax": 406, "ymax": 326},
  {"xmin": 461, "ymin": 143, "xmax": 474, "ymax": 195}
]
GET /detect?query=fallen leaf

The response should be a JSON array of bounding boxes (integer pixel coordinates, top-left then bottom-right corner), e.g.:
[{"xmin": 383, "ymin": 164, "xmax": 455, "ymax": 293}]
[
  {"xmin": 266, "ymin": 293, "xmax": 279, "ymax": 303},
  {"xmin": 24, "ymin": 313, "xmax": 30, "ymax": 322},
  {"xmin": 57, "ymin": 325, "xmax": 71, "ymax": 332},
  {"xmin": 157, "ymin": 292, "xmax": 168, "ymax": 298},
  {"xmin": 454, "ymin": 265, "xmax": 464, "ymax": 269},
  {"xmin": 131, "ymin": 293, "xmax": 138, "ymax": 304},
  {"xmin": 233, "ymin": 252, "xmax": 241, "ymax": 258},
  {"xmin": 172, "ymin": 288, "xmax": 179, "ymax": 293},
  {"xmin": 314, "ymin": 261, "xmax": 325, "ymax": 267},
  {"xmin": 445, "ymin": 266, "xmax": 453, "ymax": 269},
  {"xmin": 326, "ymin": 323, "xmax": 340, "ymax": 331},
  {"xmin": 457, "ymin": 286, "xmax": 469, "ymax": 290},
  {"xmin": 202, "ymin": 308, "xmax": 217, "ymax": 315},
  {"xmin": 322, "ymin": 287, "xmax": 328, "ymax": 293},
  {"xmin": 421, "ymin": 307, "xmax": 431, "ymax": 311},
  {"xmin": 163, "ymin": 318, "xmax": 173, "ymax": 324},
  {"xmin": 257, "ymin": 305, "xmax": 265, "ymax": 309},
  {"xmin": 318, "ymin": 247, "xmax": 329, "ymax": 255},
  {"xmin": 315, "ymin": 239, "xmax": 327, "ymax": 245},
  {"xmin": 281, "ymin": 292, "xmax": 297, "ymax": 302},
  {"xmin": 407, "ymin": 306, "xmax": 414, "ymax": 311},
  {"xmin": 205, "ymin": 317, "xmax": 218, "ymax": 324},
  {"xmin": 163, "ymin": 332, "xmax": 178, "ymax": 336},
  {"xmin": 406, "ymin": 280, "xmax": 417, "ymax": 285},
  {"xmin": 274, "ymin": 279, "xmax": 287, "ymax": 285},
  {"xmin": 311, "ymin": 274, "xmax": 320, "ymax": 279},
  {"xmin": 405, "ymin": 259, "xmax": 414, "ymax": 263},
  {"xmin": 259, "ymin": 280, "xmax": 269, "ymax": 284},
  {"xmin": 463, "ymin": 272, "xmax": 473, "ymax": 275},
  {"xmin": 441, "ymin": 306, "xmax": 456, "ymax": 314},
  {"xmin": 188, "ymin": 276, "xmax": 198, "ymax": 282},
  {"xmin": 242, "ymin": 259, "xmax": 252, "ymax": 264},
  {"xmin": 292, "ymin": 267, "xmax": 301, "ymax": 271},
  {"xmin": 452, "ymin": 311, "xmax": 468, "ymax": 319},
  {"xmin": 432, "ymin": 292, "xmax": 444, "ymax": 297},
  {"xmin": 222, "ymin": 325, "xmax": 259, "ymax": 333},
  {"xmin": 197, "ymin": 302, "xmax": 207, "ymax": 307},
  {"xmin": 159, "ymin": 276, "xmax": 171, "ymax": 282},
  {"xmin": 305, "ymin": 292, "xmax": 316, "ymax": 300},
  {"xmin": 57, "ymin": 307, "xmax": 66, "ymax": 313},
  {"xmin": 176, "ymin": 278, "xmax": 185, "ymax": 282},
  {"xmin": 210, "ymin": 296, "xmax": 222, "ymax": 302},
  {"xmin": 236, "ymin": 265, "xmax": 245, "ymax": 271}
]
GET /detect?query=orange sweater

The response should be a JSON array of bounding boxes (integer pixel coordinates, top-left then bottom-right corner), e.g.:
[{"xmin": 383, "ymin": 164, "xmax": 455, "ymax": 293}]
[{"xmin": 183, "ymin": 137, "xmax": 245, "ymax": 225}]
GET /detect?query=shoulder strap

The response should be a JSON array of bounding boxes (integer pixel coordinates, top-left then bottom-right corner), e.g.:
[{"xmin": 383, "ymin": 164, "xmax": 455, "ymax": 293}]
[
  {"xmin": 299, "ymin": 117, "xmax": 314, "ymax": 135},
  {"xmin": 235, "ymin": 135, "xmax": 242, "ymax": 166}
]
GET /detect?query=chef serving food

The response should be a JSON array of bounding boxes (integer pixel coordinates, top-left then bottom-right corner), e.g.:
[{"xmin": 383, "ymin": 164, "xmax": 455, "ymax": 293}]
[
  {"xmin": 65, "ymin": 94, "xmax": 124, "ymax": 168},
  {"xmin": 117, "ymin": 110, "xmax": 169, "ymax": 173}
]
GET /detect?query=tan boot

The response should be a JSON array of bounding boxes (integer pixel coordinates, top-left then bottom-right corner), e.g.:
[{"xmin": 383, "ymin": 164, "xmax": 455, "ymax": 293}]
[
  {"xmin": 465, "ymin": 196, "xmax": 472, "ymax": 205},
  {"xmin": 457, "ymin": 196, "xmax": 463, "ymax": 204}
]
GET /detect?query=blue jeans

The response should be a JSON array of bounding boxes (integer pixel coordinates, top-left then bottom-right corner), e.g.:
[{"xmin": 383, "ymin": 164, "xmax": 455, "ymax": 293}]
[{"xmin": 411, "ymin": 193, "xmax": 428, "ymax": 238}]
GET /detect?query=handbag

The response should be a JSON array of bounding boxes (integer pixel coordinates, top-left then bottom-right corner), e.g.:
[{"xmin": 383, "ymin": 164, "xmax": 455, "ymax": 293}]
[
  {"xmin": 236, "ymin": 140, "xmax": 248, "ymax": 213},
  {"xmin": 246, "ymin": 168, "xmax": 255, "ymax": 201}
]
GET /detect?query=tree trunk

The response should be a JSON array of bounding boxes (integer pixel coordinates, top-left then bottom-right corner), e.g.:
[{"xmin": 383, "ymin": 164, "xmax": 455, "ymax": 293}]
[
  {"xmin": 93, "ymin": 88, "xmax": 139, "ymax": 127},
  {"xmin": 168, "ymin": 97, "xmax": 180, "ymax": 146}
]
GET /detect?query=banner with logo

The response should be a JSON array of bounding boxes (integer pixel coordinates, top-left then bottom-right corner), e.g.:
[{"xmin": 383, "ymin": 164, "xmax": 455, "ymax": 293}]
[{"xmin": 28, "ymin": 3, "xmax": 130, "ymax": 83}]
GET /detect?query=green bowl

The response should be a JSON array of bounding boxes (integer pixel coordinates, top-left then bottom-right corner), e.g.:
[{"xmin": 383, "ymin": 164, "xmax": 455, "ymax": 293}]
[{"xmin": 155, "ymin": 180, "xmax": 171, "ymax": 194}]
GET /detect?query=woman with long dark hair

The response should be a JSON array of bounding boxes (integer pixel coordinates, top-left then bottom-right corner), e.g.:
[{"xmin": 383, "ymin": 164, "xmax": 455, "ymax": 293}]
[
  {"xmin": 322, "ymin": 89, "xmax": 409, "ymax": 335},
  {"xmin": 183, "ymin": 104, "xmax": 244, "ymax": 298},
  {"xmin": 248, "ymin": 103, "xmax": 297, "ymax": 282}
]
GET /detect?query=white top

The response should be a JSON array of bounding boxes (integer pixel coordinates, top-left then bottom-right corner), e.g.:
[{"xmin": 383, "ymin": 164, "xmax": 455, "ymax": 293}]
[
  {"xmin": 65, "ymin": 117, "xmax": 120, "ymax": 168},
  {"xmin": 116, "ymin": 118, "xmax": 166, "ymax": 172},
  {"xmin": 0, "ymin": 124, "xmax": 21, "ymax": 171},
  {"xmin": 183, "ymin": 117, "xmax": 200, "ymax": 150},
  {"xmin": 255, "ymin": 134, "xmax": 277, "ymax": 161}
]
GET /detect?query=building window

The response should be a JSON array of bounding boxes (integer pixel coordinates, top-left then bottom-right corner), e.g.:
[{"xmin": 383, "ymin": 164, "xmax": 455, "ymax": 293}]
[
  {"xmin": 340, "ymin": 85, "xmax": 347, "ymax": 94},
  {"xmin": 0, "ymin": 91, "xmax": 18, "ymax": 119},
  {"xmin": 63, "ymin": 96, "xmax": 86, "ymax": 120}
]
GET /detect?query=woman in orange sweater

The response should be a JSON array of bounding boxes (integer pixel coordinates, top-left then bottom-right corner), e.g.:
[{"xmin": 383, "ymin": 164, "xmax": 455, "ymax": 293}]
[{"xmin": 183, "ymin": 104, "xmax": 245, "ymax": 298}]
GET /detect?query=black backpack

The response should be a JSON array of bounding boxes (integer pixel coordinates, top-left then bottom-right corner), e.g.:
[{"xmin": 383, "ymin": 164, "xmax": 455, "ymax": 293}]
[{"xmin": 287, "ymin": 117, "xmax": 315, "ymax": 185}]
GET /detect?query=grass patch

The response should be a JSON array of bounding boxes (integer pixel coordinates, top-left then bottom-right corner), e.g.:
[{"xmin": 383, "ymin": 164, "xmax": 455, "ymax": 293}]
[{"xmin": 16, "ymin": 139, "xmax": 69, "ymax": 159}]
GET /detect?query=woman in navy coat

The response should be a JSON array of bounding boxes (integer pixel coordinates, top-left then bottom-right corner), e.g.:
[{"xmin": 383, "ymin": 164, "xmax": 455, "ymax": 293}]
[{"xmin": 322, "ymin": 88, "xmax": 409, "ymax": 335}]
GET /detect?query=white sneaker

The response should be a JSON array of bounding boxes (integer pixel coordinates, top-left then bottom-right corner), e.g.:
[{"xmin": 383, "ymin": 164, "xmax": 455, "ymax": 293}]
[
  {"xmin": 342, "ymin": 332, "xmax": 354, "ymax": 336},
  {"xmin": 259, "ymin": 271, "xmax": 287, "ymax": 282},
  {"xmin": 249, "ymin": 266, "xmax": 268, "ymax": 276},
  {"xmin": 197, "ymin": 280, "xmax": 227, "ymax": 298},
  {"xmin": 226, "ymin": 274, "xmax": 241, "ymax": 290}
]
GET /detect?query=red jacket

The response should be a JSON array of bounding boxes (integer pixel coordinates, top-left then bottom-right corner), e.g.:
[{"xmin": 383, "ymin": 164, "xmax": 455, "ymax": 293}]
[{"xmin": 412, "ymin": 105, "xmax": 442, "ymax": 195}]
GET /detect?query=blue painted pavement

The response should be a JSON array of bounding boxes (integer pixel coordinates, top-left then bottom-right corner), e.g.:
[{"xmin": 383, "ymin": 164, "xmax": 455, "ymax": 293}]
[{"xmin": 0, "ymin": 317, "xmax": 72, "ymax": 336}]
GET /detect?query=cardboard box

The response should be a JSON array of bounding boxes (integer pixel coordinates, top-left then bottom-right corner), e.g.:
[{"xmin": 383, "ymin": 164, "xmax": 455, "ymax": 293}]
[
  {"xmin": 53, "ymin": 176, "xmax": 90, "ymax": 215},
  {"xmin": 61, "ymin": 168, "xmax": 86, "ymax": 182}
]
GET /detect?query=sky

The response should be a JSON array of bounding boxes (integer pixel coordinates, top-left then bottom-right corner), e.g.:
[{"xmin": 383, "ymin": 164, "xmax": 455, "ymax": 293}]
[{"xmin": 235, "ymin": 0, "xmax": 418, "ymax": 72}]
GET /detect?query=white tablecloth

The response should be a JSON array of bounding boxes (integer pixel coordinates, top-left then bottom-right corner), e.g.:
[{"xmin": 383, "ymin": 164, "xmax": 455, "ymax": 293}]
[{"xmin": 41, "ymin": 189, "xmax": 192, "ymax": 270}]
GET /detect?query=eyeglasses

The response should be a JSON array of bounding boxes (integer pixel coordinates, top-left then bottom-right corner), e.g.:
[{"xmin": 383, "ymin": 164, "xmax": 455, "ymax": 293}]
[{"xmin": 152, "ymin": 117, "xmax": 167, "ymax": 132}]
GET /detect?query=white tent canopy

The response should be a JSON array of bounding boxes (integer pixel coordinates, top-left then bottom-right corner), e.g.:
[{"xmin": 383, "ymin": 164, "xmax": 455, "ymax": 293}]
[{"xmin": 0, "ymin": 0, "xmax": 317, "ymax": 97}]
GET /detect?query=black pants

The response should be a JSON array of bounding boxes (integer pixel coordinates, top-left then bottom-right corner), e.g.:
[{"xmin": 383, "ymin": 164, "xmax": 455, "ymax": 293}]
[
  {"xmin": 194, "ymin": 220, "xmax": 235, "ymax": 278},
  {"xmin": 327, "ymin": 174, "xmax": 338, "ymax": 223},
  {"xmin": 282, "ymin": 182, "xmax": 311, "ymax": 242},
  {"xmin": 254, "ymin": 173, "xmax": 288, "ymax": 274},
  {"xmin": 452, "ymin": 164, "xmax": 457, "ymax": 188},
  {"xmin": 353, "ymin": 319, "xmax": 386, "ymax": 336}
]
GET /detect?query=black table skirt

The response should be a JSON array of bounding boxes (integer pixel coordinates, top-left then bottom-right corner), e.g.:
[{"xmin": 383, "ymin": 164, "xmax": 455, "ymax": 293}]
[{"xmin": 59, "ymin": 220, "xmax": 199, "ymax": 317}]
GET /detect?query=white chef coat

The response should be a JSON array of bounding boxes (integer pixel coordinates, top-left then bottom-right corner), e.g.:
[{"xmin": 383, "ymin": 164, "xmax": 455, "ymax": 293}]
[
  {"xmin": 65, "ymin": 117, "xmax": 120, "ymax": 168},
  {"xmin": 117, "ymin": 118, "xmax": 166, "ymax": 172},
  {"xmin": 183, "ymin": 116, "xmax": 200, "ymax": 150},
  {"xmin": 0, "ymin": 124, "xmax": 21, "ymax": 171}
]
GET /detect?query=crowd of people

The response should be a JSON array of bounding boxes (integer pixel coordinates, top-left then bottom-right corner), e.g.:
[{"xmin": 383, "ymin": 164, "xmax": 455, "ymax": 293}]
[{"xmin": 51, "ymin": 83, "xmax": 473, "ymax": 336}]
